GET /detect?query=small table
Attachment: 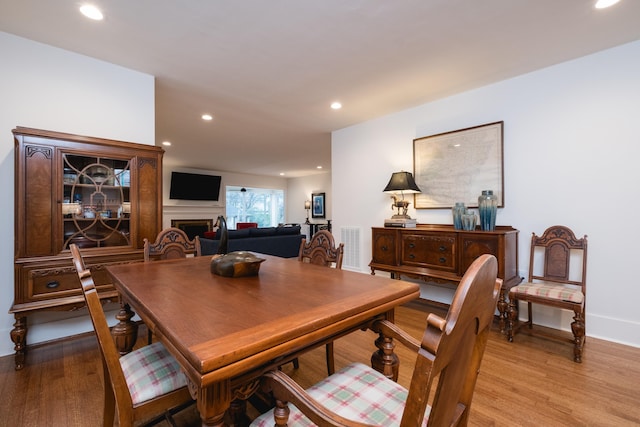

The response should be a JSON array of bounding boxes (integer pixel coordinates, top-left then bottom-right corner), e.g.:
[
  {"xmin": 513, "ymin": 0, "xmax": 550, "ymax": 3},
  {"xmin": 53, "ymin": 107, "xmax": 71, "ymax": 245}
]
[{"xmin": 106, "ymin": 255, "xmax": 419, "ymax": 426}]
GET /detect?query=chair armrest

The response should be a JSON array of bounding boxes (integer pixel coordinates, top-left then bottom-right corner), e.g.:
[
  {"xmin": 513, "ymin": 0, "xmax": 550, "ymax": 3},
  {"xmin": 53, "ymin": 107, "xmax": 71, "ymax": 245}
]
[
  {"xmin": 259, "ymin": 370, "xmax": 373, "ymax": 427},
  {"xmin": 371, "ymin": 319, "xmax": 421, "ymax": 353}
]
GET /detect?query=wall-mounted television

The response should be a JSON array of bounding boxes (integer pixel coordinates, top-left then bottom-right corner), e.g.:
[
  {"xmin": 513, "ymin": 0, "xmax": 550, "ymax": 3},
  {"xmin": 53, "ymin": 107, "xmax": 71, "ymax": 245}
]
[{"xmin": 169, "ymin": 171, "xmax": 222, "ymax": 201}]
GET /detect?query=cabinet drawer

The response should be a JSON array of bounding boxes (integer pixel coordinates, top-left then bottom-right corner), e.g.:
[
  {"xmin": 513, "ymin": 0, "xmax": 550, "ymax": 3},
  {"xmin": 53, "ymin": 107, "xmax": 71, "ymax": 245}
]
[
  {"xmin": 27, "ymin": 264, "xmax": 114, "ymax": 301},
  {"xmin": 401, "ymin": 233, "xmax": 456, "ymax": 271}
]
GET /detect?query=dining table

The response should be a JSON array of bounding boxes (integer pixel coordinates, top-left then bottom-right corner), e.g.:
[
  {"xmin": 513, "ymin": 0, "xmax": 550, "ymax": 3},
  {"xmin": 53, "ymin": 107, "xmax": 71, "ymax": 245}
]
[{"xmin": 106, "ymin": 254, "xmax": 420, "ymax": 427}]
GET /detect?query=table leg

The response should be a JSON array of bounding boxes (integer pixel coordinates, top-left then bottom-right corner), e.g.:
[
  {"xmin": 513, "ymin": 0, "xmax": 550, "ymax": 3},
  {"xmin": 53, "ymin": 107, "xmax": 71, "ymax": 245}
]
[
  {"xmin": 371, "ymin": 331, "xmax": 399, "ymax": 381},
  {"xmin": 197, "ymin": 380, "xmax": 232, "ymax": 427},
  {"xmin": 496, "ymin": 287, "xmax": 508, "ymax": 334},
  {"xmin": 112, "ymin": 303, "xmax": 138, "ymax": 355}
]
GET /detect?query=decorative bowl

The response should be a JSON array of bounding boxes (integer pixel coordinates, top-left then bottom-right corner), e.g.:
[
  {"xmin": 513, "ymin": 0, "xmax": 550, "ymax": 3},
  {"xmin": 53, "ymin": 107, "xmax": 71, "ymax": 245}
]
[{"xmin": 210, "ymin": 251, "xmax": 265, "ymax": 278}]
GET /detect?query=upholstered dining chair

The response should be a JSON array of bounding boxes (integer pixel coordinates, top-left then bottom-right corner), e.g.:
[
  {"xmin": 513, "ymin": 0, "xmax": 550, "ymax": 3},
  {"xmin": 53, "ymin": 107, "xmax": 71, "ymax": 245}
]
[
  {"xmin": 251, "ymin": 254, "xmax": 501, "ymax": 427},
  {"xmin": 143, "ymin": 227, "xmax": 201, "ymax": 262},
  {"xmin": 294, "ymin": 230, "xmax": 345, "ymax": 375},
  {"xmin": 507, "ymin": 225, "xmax": 588, "ymax": 362},
  {"xmin": 69, "ymin": 244, "xmax": 193, "ymax": 427}
]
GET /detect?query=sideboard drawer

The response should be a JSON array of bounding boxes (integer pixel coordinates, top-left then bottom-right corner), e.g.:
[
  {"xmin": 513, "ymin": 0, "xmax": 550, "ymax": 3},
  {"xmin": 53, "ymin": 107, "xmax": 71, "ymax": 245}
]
[{"xmin": 401, "ymin": 233, "xmax": 456, "ymax": 271}]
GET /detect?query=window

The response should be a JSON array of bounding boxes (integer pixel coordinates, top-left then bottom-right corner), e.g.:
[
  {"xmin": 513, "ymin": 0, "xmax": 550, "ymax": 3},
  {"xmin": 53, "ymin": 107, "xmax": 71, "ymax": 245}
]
[{"xmin": 225, "ymin": 186, "xmax": 284, "ymax": 229}]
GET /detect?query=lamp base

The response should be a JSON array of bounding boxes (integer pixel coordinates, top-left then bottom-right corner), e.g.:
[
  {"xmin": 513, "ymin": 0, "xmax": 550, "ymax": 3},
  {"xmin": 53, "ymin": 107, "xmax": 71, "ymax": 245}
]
[{"xmin": 390, "ymin": 213, "xmax": 412, "ymax": 220}]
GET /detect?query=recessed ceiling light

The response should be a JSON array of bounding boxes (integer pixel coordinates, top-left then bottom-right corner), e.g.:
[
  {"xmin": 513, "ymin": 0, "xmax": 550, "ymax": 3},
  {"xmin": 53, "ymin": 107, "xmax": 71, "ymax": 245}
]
[
  {"xmin": 595, "ymin": 0, "xmax": 620, "ymax": 8},
  {"xmin": 79, "ymin": 4, "xmax": 104, "ymax": 20},
  {"xmin": 316, "ymin": 166, "xmax": 323, "ymax": 169},
  {"xmin": 330, "ymin": 102, "xmax": 342, "ymax": 110},
  {"xmin": 279, "ymin": 172, "xmax": 285, "ymax": 176},
  {"xmin": 202, "ymin": 114, "xmax": 213, "ymax": 121},
  {"xmin": 162, "ymin": 141, "xmax": 171, "ymax": 146}
]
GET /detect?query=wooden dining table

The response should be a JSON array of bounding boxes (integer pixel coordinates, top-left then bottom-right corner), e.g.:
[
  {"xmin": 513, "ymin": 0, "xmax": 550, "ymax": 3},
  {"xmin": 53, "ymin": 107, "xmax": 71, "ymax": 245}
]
[{"xmin": 106, "ymin": 254, "xmax": 420, "ymax": 427}]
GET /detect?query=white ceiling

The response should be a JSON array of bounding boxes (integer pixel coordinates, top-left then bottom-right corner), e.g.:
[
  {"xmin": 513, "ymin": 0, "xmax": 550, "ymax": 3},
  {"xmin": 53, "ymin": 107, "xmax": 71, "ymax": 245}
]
[{"xmin": 1, "ymin": 1, "xmax": 639, "ymax": 177}]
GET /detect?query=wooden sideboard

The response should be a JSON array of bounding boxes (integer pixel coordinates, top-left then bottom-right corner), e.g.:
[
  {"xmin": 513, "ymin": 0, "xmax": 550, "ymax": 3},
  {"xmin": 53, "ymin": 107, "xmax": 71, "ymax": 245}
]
[
  {"xmin": 370, "ymin": 224, "xmax": 522, "ymax": 330},
  {"xmin": 10, "ymin": 127, "xmax": 164, "ymax": 369}
]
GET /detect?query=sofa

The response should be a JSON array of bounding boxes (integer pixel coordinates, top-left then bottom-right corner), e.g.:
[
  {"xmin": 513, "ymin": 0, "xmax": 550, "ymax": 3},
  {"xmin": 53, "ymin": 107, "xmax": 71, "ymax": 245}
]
[{"xmin": 200, "ymin": 225, "xmax": 304, "ymax": 258}]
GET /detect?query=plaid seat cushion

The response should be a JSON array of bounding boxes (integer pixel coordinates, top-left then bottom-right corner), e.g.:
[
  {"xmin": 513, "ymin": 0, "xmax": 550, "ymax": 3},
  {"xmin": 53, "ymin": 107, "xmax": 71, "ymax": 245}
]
[
  {"xmin": 120, "ymin": 341, "xmax": 188, "ymax": 406},
  {"xmin": 251, "ymin": 362, "xmax": 430, "ymax": 426},
  {"xmin": 510, "ymin": 281, "xmax": 584, "ymax": 304}
]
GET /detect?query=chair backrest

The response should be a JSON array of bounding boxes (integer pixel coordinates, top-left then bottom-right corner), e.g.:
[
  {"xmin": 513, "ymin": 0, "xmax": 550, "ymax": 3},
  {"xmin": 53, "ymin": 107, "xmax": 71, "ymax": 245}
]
[
  {"xmin": 528, "ymin": 225, "xmax": 588, "ymax": 294},
  {"xmin": 69, "ymin": 244, "xmax": 135, "ymax": 412},
  {"xmin": 298, "ymin": 230, "xmax": 344, "ymax": 269},
  {"xmin": 403, "ymin": 254, "xmax": 501, "ymax": 426},
  {"xmin": 143, "ymin": 227, "xmax": 201, "ymax": 262}
]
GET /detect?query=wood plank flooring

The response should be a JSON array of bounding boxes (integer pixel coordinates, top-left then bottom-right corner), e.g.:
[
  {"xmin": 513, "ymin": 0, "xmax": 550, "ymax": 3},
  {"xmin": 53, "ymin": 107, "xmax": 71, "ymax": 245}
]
[{"xmin": 0, "ymin": 303, "xmax": 638, "ymax": 426}]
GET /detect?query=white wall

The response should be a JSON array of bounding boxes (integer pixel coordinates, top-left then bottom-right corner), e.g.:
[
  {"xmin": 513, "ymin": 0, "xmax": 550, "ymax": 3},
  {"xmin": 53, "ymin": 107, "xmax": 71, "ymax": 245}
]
[
  {"xmin": 0, "ymin": 32, "xmax": 155, "ymax": 357},
  {"xmin": 332, "ymin": 40, "xmax": 640, "ymax": 348},
  {"xmin": 287, "ymin": 172, "xmax": 332, "ymax": 232}
]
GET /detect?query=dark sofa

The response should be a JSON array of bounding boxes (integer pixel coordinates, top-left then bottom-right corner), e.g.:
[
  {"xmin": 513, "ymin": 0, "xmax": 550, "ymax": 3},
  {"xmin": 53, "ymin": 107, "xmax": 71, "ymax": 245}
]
[{"xmin": 200, "ymin": 225, "xmax": 304, "ymax": 258}]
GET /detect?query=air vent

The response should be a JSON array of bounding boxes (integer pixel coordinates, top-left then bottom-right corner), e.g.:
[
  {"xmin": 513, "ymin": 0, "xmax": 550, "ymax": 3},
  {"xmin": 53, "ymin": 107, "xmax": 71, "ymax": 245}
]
[{"xmin": 340, "ymin": 227, "xmax": 361, "ymax": 270}]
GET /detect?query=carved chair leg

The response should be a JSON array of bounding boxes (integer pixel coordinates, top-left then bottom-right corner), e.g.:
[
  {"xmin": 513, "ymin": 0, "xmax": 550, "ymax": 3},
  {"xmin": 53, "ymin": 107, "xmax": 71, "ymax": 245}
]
[
  {"xmin": 496, "ymin": 287, "xmax": 509, "ymax": 334},
  {"xmin": 571, "ymin": 310, "xmax": 586, "ymax": 363},
  {"xmin": 506, "ymin": 298, "xmax": 518, "ymax": 342}
]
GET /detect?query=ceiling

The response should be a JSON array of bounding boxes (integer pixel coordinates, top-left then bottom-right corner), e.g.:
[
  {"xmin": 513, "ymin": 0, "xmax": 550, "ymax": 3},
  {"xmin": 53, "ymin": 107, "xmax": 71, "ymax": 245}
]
[{"xmin": 1, "ymin": 1, "xmax": 639, "ymax": 177}]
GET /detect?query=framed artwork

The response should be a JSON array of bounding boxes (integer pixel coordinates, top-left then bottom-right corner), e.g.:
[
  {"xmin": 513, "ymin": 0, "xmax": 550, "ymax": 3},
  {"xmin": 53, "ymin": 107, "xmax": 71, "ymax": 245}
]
[
  {"xmin": 413, "ymin": 121, "xmax": 504, "ymax": 209},
  {"xmin": 311, "ymin": 192, "xmax": 325, "ymax": 218}
]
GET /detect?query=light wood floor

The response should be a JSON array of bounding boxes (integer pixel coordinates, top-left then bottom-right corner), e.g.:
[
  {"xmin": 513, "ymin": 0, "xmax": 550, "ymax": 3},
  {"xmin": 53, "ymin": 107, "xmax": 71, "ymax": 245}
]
[{"xmin": 1, "ymin": 303, "xmax": 639, "ymax": 426}]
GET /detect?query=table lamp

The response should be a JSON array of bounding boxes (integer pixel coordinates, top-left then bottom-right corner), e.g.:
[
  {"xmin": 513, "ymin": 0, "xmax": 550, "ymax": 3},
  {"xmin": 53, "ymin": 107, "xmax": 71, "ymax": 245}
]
[
  {"xmin": 304, "ymin": 200, "xmax": 311, "ymax": 224},
  {"xmin": 383, "ymin": 171, "xmax": 421, "ymax": 219}
]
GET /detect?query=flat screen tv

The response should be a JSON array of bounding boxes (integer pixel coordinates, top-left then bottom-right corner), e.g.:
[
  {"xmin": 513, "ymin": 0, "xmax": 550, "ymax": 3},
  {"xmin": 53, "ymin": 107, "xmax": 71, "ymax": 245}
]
[{"xmin": 169, "ymin": 171, "xmax": 222, "ymax": 201}]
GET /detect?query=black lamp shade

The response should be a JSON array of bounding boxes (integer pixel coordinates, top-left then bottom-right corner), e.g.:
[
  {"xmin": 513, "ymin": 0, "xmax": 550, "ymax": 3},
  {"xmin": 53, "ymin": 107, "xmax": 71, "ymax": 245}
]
[{"xmin": 383, "ymin": 171, "xmax": 421, "ymax": 193}]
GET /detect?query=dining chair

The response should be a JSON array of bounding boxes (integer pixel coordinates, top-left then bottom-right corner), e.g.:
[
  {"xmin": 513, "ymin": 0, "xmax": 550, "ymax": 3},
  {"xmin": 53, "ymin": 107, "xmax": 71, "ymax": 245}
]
[
  {"xmin": 506, "ymin": 225, "xmax": 588, "ymax": 362},
  {"xmin": 69, "ymin": 244, "xmax": 193, "ymax": 427},
  {"xmin": 251, "ymin": 254, "xmax": 501, "ymax": 427},
  {"xmin": 296, "ymin": 230, "xmax": 345, "ymax": 375},
  {"xmin": 143, "ymin": 227, "xmax": 201, "ymax": 262},
  {"xmin": 298, "ymin": 229, "xmax": 344, "ymax": 269}
]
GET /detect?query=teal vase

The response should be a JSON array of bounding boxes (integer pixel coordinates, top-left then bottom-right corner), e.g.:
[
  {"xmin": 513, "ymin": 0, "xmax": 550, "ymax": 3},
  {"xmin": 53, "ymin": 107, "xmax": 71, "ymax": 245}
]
[
  {"xmin": 478, "ymin": 190, "xmax": 497, "ymax": 231},
  {"xmin": 452, "ymin": 202, "xmax": 465, "ymax": 230}
]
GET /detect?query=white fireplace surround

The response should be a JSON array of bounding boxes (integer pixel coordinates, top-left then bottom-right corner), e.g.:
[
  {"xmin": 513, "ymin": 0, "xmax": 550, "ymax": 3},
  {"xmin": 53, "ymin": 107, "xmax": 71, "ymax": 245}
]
[{"xmin": 163, "ymin": 205, "xmax": 225, "ymax": 231}]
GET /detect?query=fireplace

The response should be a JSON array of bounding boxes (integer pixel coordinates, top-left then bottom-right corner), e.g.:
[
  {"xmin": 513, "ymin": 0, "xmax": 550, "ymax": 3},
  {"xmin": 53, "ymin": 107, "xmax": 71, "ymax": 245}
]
[{"xmin": 171, "ymin": 219, "xmax": 214, "ymax": 240}]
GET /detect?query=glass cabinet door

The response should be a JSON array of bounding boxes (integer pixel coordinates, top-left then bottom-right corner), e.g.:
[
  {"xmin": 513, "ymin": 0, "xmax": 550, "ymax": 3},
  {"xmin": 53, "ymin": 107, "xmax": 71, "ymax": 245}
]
[{"xmin": 61, "ymin": 153, "xmax": 131, "ymax": 250}]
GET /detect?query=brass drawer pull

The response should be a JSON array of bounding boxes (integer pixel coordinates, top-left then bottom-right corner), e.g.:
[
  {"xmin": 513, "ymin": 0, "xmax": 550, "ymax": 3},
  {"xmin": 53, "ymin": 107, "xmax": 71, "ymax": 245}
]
[
  {"xmin": 46, "ymin": 281, "xmax": 60, "ymax": 289},
  {"xmin": 439, "ymin": 245, "xmax": 446, "ymax": 251},
  {"xmin": 439, "ymin": 257, "xmax": 447, "ymax": 263}
]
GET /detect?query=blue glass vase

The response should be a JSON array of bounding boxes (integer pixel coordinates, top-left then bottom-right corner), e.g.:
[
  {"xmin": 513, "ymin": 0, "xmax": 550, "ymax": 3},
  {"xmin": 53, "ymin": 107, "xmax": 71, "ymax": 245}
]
[
  {"xmin": 478, "ymin": 190, "xmax": 497, "ymax": 231},
  {"xmin": 452, "ymin": 202, "xmax": 465, "ymax": 230}
]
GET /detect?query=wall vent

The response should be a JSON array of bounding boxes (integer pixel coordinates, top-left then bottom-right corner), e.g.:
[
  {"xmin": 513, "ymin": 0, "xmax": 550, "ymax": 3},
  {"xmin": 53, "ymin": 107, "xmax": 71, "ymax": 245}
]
[{"xmin": 340, "ymin": 226, "xmax": 361, "ymax": 270}]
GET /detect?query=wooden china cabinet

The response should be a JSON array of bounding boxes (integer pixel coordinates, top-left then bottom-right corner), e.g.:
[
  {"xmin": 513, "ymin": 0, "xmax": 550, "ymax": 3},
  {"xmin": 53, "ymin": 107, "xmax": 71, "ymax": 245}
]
[{"xmin": 10, "ymin": 127, "xmax": 163, "ymax": 369}]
